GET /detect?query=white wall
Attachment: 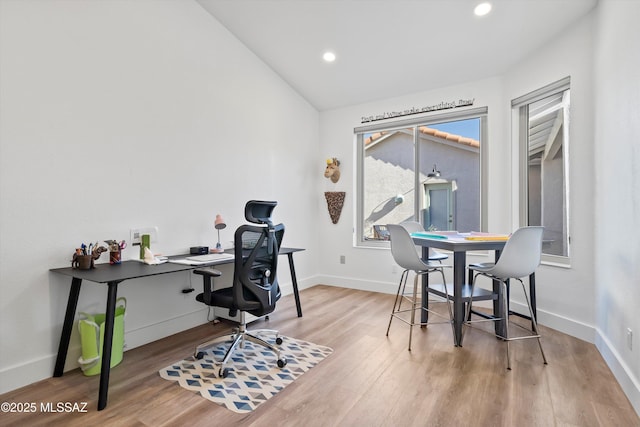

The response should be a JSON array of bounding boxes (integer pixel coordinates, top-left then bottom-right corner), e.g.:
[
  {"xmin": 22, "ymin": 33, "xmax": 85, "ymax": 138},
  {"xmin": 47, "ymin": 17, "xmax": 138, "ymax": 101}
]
[
  {"xmin": 502, "ymin": 3, "xmax": 596, "ymax": 341},
  {"xmin": 593, "ymin": 0, "xmax": 640, "ymax": 415},
  {"xmin": 0, "ymin": 0, "xmax": 319, "ymax": 393},
  {"xmin": 317, "ymin": 77, "xmax": 507, "ymax": 293}
]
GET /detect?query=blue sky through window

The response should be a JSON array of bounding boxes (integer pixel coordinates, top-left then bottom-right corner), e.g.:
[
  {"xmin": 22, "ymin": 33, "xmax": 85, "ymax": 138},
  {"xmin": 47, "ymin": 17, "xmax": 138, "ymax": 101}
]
[{"xmin": 429, "ymin": 118, "xmax": 480, "ymax": 140}]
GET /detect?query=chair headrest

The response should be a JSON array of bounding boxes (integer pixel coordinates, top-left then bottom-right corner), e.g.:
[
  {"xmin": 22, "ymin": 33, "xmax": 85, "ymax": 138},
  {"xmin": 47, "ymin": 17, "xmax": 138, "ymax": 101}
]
[{"xmin": 244, "ymin": 200, "xmax": 277, "ymax": 225}]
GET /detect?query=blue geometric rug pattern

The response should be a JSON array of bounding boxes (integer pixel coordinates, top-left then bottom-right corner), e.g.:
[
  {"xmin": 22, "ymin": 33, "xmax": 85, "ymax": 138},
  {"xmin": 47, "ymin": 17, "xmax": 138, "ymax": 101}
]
[{"xmin": 159, "ymin": 335, "xmax": 332, "ymax": 413}]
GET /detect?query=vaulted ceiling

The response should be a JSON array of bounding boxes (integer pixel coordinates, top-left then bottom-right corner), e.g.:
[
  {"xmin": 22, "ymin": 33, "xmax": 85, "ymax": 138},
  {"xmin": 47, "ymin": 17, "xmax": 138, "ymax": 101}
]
[{"xmin": 197, "ymin": 0, "xmax": 597, "ymax": 111}]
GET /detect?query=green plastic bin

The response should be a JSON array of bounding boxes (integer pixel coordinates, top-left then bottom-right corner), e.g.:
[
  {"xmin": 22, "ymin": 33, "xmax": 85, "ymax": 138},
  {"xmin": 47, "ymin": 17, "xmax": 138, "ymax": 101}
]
[{"xmin": 77, "ymin": 297, "xmax": 126, "ymax": 376}]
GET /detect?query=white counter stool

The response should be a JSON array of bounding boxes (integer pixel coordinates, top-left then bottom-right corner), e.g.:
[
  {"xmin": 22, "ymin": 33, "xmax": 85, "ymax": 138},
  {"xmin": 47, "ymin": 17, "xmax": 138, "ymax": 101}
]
[
  {"xmin": 465, "ymin": 226, "xmax": 547, "ymax": 370},
  {"xmin": 386, "ymin": 224, "xmax": 454, "ymax": 351}
]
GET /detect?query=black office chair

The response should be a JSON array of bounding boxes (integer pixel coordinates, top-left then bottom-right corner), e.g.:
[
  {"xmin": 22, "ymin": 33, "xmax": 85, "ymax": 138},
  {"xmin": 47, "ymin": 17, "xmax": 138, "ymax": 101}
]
[{"xmin": 193, "ymin": 200, "xmax": 287, "ymax": 378}]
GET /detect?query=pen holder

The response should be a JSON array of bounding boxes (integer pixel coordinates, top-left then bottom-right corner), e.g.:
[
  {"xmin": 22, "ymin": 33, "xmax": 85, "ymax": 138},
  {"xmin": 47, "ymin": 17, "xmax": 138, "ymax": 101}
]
[
  {"xmin": 110, "ymin": 250, "xmax": 121, "ymax": 265},
  {"xmin": 73, "ymin": 254, "xmax": 92, "ymax": 270}
]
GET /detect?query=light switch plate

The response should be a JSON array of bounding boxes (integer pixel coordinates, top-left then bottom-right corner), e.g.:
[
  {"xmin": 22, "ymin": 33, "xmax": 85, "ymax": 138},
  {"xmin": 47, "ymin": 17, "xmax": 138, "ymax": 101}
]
[{"xmin": 130, "ymin": 226, "xmax": 159, "ymax": 245}]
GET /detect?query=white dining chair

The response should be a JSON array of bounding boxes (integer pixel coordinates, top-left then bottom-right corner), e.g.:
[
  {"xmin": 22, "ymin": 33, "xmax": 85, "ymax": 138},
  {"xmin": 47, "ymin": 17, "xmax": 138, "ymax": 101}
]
[
  {"xmin": 464, "ymin": 226, "xmax": 547, "ymax": 369},
  {"xmin": 399, "ymin": 221, "xmax": 449, "ymax": 263},
  {"xmin": 386, "ymin": 224, "xmax": 454, "ymax": 350}
]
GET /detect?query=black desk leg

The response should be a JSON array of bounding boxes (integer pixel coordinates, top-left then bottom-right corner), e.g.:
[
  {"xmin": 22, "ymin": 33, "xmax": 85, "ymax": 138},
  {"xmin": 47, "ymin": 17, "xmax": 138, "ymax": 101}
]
[
  {"xmin": 54, "ymin": 277, "xmax": 83, "ymax": 377},
  {"xmin": 97, "ymin": 281, "xmax": 119, "ymax": 411},
  {"xmin": 287, "ymin": 253, "xmax": 303, "ymax": 317}
]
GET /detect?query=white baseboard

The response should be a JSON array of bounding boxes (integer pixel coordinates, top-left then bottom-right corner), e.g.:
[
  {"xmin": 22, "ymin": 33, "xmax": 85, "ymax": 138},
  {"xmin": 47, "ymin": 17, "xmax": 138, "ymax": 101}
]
[
  {"xmin": 317, "ymin": 275, "xmax": 597, "ymax": 341},
  {"xmin": 0, "ymin": 278, "xmax": 309, "ymax": 395},
  {"xmin": 595, "ymin": 329, "xmax": 640, "ymax": 418},
  {"xmin": 0, "ymin": 309, "xmax": 209, "ymax": 395},
  {"xmin": 508, "ymin": 300, "xmax": 596, "ymax": 343},
  {"xmin": 0, "ymin": 354, "xmax": 60, "ymax": 396},
  {"xmin": 313, "ymin": 274, "xmax": 398, "ymax": 295}
]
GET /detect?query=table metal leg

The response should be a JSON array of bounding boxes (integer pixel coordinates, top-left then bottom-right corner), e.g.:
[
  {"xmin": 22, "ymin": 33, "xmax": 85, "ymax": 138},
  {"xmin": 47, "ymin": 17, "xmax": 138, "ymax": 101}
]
[
  {"xmin": 286, "ymin": 253, "xmax": 303, "ymax": 317},
  {"xmin": 493, "ymin": 280, "xmax": 507, "ymax": 338},
  {"xmin": 421, "ymin": 246, "xmax": 429, "ymax": 325},
  {"xmin": 54, "ymin": 277, "xmax": 82, "ymax": 377},
  {"xmin": 529, "ymin": 273, "xmax": 537, "ymax": 329},
  {"xmin": 97, "ymin": 281, "xmax": 119, "ymax": 411},
  {"xmin": 453, "ymin": 252, "xmax": 465, "ymax": 346},
  {"xmin": 493, "ymin": 249, "xmax": 507, "ymax": 338}
]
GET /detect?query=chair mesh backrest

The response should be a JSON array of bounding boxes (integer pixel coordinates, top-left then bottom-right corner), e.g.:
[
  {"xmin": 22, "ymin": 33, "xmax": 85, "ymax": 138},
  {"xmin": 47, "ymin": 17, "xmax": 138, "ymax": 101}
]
[
  {"xmin": 233, "ymin": 201, "xmax": 284, "ymax": 317},
  {"xmin": 489, "ymin": 226, "xmax": 544, "ymax": 279},
  {"xmin": 387, "ymin": 224, "xmax": 430, "ymax": 272},
  {"xmin": 245, "ymin": 200, "xmax": 278, "ymax": 255}
]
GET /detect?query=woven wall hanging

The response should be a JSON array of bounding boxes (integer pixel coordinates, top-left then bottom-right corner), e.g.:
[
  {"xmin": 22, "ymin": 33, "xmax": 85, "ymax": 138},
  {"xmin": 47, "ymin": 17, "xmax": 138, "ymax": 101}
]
[{"xmin": 324, "ymin": 191, "xmax": 345, "ymax": 224}]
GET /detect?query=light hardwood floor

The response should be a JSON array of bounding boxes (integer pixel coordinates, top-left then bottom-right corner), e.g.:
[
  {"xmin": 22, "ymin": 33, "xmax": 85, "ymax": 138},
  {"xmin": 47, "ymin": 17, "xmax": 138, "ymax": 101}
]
[{"xmin": 1, "ymin": 285, "xmax": 638, "ymax": 426}]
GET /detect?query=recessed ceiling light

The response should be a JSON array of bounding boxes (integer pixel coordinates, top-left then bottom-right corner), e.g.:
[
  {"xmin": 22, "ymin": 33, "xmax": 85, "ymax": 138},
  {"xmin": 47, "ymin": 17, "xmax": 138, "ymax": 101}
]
[
  {"xmin": 474, "ymin": 2, "xmax": 492, "ymax": 16},
  {"xmin": 323, "ymin": 51, "xmax": 336, "ymax": 63}
]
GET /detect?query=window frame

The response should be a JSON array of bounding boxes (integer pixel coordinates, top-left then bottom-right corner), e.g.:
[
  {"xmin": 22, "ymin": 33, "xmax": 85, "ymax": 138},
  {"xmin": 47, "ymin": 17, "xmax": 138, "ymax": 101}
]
[
  {"xmin": 511, "ymin": 76, "xmax": 571, "ymax": 266},
  {"xmin": 355, "ymin": 107, "xmax": 488, "ymax": 248}
]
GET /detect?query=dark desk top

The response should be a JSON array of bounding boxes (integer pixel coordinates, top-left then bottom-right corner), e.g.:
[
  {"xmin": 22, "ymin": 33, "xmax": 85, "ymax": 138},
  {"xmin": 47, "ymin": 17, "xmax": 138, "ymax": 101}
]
[
  {"xmin": 50, "ymin": 247, "xmax": 305, "ymax": 284},
  {"xmin": 279, "ymin": 247, "xmax": 304, "ymax": 255},
  {"xmin": 50, "ymin": 260, "xmax": 196, "ymax": 283}
]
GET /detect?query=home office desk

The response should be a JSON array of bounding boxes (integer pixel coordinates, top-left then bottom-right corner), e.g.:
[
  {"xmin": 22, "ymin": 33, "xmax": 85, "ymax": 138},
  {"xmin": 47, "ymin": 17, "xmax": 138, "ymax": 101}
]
[
  {"xmin": 411, "ymin": 234, "xmax": 507, "ymax": 347},
  {"xmin": 50, "ymin": 247, "xmax": 304, "ymax": 411}
]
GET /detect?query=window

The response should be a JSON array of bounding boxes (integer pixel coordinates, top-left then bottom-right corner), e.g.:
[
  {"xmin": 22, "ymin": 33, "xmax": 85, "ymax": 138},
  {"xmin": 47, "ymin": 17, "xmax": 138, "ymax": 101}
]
[
  {"xmin": 355, "ymin": 107, "xmax": 487, "ymax": 247},
  {"xmin": 512, "ymin": 77, "xmax": 570, "ymax": 263}
]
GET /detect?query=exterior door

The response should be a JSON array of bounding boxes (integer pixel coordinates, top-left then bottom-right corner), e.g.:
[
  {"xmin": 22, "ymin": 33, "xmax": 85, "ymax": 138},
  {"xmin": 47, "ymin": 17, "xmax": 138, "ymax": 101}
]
[{"xmin": 423, "ymin": 182, "xmax": 455, "ymax": 231}]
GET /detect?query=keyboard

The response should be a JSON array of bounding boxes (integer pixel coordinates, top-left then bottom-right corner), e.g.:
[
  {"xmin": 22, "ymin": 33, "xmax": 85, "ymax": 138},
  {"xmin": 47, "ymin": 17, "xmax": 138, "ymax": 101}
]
[{"xmin": 186, "ymin": 253, "xmax": 234, "ymax": 262}]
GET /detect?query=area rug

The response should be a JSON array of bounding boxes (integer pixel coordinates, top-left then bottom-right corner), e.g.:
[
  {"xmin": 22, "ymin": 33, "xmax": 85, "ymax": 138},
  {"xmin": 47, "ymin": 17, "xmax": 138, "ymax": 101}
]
[{"xmin": 159, "ymin": 335, "xmax": 333, "ymax": 413}]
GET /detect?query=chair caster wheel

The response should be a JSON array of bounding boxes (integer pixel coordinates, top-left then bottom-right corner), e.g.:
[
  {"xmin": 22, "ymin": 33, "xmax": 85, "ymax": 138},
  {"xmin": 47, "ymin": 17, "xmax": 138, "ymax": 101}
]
[
  {"xmin": 195, "ymin": 351, "xmax": 205, "ymax": 360},
  {"xmin": 277, "ymin": 358, "xmax": 287, "ymax": 368},
  {"xmin": 275, "ymin": 337, "xmax": 283, "ymax": 345},
  {"xmin": 219, "ymin": 367, "xmax": 231, "ymax": 378}
]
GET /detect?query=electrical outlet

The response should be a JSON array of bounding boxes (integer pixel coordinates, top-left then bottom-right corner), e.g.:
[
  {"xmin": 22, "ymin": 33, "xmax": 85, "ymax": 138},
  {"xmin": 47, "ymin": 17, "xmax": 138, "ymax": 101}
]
[
  {"xmin": 627, "ymin": 328, "xmax": 633, "ymax": 350},
  {"xmin": 130, "ymin": 226, "xmax": 159, "ymax": 245},
  {"xmin": 340, "ymin": 255, "xmax": 346, "ymax": 264}
]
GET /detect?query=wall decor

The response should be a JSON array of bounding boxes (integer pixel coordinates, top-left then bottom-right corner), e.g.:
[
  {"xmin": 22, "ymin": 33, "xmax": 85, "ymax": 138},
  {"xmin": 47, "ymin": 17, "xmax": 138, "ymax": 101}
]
[
  {"xmin": 324, "ymin": 157, "xmax": 341, "ymax": 183},
  {"xmin": 360, "ymin": 98, "xmax": 475, "ymax": 123},
  {"xmin": 324, "ymin": 191, "xmax": 345, "ymax": 224}
]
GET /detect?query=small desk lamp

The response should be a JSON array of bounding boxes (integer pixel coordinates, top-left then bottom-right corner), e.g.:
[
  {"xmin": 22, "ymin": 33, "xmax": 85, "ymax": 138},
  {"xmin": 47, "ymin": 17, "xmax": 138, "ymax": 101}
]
[{"xmin": 213, "ymin": 214, "xmax": 226, "ymax": 253}]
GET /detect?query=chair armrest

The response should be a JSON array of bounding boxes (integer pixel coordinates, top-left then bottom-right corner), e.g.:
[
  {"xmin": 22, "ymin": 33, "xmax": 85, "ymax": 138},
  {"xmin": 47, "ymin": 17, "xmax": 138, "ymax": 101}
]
[
  {"xmin": 193, "ymin": 268, "xmax": 222, "ymax": 303},
  {"xmin": 193, "ymin": 268, "xmax": 222, "ymax": 278}
]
